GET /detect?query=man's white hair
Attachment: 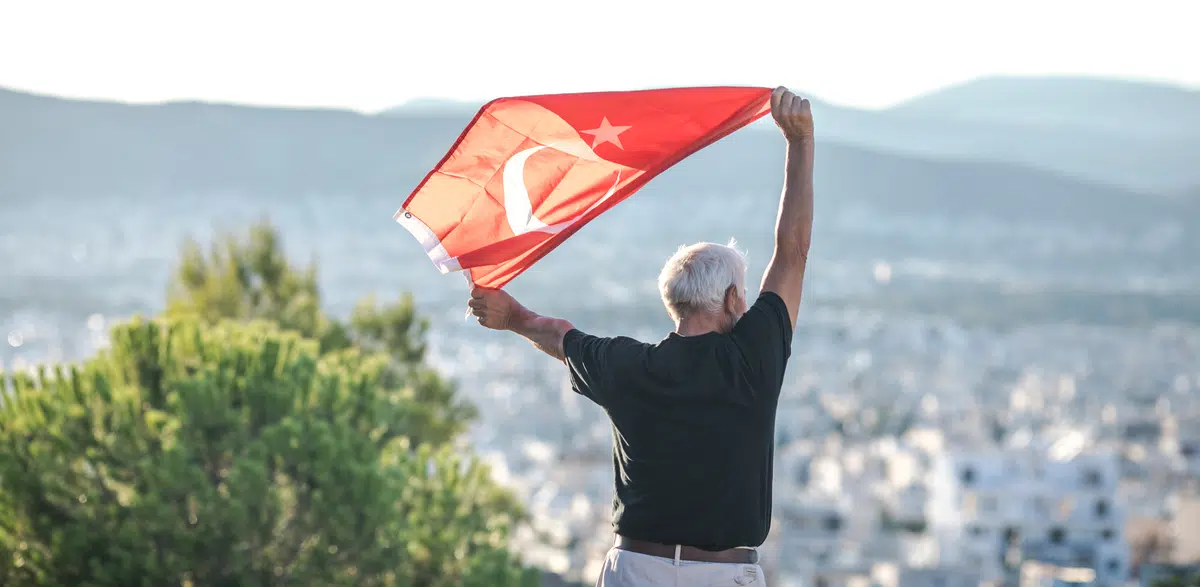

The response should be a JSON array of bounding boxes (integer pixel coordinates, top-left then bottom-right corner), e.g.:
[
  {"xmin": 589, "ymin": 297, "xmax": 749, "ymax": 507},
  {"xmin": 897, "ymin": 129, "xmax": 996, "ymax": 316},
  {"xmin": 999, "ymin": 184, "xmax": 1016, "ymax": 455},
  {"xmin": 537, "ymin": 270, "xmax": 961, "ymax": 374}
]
[{"xmin": 657, "ymin": 238, "xmax": 748, "ymax": 322}]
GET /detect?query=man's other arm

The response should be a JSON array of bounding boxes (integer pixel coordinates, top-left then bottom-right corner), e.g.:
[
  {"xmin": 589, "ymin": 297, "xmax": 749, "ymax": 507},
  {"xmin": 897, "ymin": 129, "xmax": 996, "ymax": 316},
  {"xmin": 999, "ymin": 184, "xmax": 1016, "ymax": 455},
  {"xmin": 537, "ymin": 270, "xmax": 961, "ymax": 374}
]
[
  {"xmin": 468, "ymin": 286, "xmax": 641, "ymax": 405},
  {"xmin": 760, "ymin": 87, "xmax": 815, "ymax": 329}
]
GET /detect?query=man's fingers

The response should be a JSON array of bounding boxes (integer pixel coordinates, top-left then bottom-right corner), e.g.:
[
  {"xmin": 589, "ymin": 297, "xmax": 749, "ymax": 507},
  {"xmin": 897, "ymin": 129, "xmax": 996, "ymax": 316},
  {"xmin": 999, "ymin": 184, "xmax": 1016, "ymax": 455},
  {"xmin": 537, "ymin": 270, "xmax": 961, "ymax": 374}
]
[
  {"xmin": 781, "ymin": 95, "xmax": 812, "ymax": 131},
  {"xmin": 798, "ymin": 98, "xmax": 811, "ymax": 116},
  {"xmin": 470, "ymin": 286, "xmax": 485, "ymax": 299},
  {"xmin": 770, "ymin": 86, "xmax": 786, "ymax": 112},
  {"xmin": 779, "ymin": 94, "xmax": 798, "ymax": 134},
  {"xmin": 467, "ymin": 298, "xmax": 484, "ymax": 309}
]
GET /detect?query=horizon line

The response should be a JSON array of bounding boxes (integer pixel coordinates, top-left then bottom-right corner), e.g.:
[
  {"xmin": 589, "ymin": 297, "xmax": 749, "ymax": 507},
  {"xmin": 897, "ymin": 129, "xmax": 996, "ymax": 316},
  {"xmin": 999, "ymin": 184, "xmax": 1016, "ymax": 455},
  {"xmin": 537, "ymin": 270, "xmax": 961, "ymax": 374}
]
[{"xmin": 3, "ymin": 72, "xmax": 1198, "ymax": 117}]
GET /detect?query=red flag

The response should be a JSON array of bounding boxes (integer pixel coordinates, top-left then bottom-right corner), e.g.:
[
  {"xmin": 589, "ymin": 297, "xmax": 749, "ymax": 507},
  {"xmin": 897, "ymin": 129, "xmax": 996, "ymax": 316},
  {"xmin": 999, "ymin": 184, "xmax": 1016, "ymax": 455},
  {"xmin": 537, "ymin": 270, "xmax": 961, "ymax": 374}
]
[{"xmin": 394, "ymin": 86, "xmax": 773, "ymax": 289}]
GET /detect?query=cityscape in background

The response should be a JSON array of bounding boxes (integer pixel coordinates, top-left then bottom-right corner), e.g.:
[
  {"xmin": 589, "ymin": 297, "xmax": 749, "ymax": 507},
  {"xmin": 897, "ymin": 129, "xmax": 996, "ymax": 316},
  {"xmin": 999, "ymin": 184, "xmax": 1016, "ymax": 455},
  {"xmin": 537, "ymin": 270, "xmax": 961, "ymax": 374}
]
[{"xmin": 2, "ymin": 74, "xmax": 1199, "ymax": 587}]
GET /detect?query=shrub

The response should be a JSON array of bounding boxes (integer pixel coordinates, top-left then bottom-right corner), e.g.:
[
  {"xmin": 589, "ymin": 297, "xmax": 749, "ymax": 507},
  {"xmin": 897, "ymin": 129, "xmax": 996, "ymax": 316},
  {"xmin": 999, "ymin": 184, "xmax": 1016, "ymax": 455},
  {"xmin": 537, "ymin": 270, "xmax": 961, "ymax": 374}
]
[
  {"xmin": 0, "ymin": 316, "xmax": 539, "ymax": 587},
  {"xmin": 0, "ymin": 220, "xmax": 539, "ymax": 586},
  {"xmin": 165, "ymin": 219, "xmax": 477, "ymax": 446}
]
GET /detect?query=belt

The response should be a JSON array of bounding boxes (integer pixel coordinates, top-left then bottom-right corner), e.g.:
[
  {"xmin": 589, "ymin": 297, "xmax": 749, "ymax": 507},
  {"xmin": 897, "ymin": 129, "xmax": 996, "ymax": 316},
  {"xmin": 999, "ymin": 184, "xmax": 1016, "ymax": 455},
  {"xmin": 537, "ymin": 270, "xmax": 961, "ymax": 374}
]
[{"xmin": 614, "ymin": 535, "xmax": 759, "ymax": 564}]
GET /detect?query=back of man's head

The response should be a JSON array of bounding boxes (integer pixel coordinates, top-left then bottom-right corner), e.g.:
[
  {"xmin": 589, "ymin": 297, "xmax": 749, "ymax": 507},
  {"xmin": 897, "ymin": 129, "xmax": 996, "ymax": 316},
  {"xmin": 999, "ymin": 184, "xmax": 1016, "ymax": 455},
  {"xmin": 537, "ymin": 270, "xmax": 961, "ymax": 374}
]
[{"xmin": 657, "ymin": 239, "xmax": 748, "ymax": 328}]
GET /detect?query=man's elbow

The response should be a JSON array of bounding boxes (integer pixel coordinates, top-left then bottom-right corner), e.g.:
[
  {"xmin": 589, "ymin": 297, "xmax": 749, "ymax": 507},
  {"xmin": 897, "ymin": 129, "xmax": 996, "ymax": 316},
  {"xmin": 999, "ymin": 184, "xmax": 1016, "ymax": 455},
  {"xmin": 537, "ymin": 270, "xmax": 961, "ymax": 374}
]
[
  {"xmin": 552, "ymin": 319, "xmax": 575, "ymax": 344},
  {"xmin": 547, "ymin": 319, "xmax": 576, "ymax": 359},
  {"xmin": 772, "ymin": 240, "xmax": 810, "ymax": 266}
]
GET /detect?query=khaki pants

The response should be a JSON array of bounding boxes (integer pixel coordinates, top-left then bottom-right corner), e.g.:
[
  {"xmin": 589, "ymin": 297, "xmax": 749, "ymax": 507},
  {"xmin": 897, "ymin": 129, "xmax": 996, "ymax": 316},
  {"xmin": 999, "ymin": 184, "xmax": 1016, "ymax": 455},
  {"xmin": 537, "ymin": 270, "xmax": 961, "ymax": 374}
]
[{"xmin": 594, "ymin": 546, "xmax": 765, "ymax": 586}]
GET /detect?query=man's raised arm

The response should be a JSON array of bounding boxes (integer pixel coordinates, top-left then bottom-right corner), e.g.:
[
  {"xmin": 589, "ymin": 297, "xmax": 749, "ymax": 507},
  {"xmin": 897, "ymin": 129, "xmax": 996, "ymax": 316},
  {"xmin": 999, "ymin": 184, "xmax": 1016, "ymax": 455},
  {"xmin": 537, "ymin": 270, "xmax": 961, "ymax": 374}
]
[{"xmin": 759, "ymin": 87, "xmax": 816, "ymax": 329}]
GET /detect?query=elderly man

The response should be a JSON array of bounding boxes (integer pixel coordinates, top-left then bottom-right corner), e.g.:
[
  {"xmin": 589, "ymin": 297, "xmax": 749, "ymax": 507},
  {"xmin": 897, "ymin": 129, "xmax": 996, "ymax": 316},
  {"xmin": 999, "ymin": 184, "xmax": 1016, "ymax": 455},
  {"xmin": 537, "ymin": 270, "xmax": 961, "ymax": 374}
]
[{"xmin": 468, "ymin": 86, "xmax": 814, "ymax": 586}]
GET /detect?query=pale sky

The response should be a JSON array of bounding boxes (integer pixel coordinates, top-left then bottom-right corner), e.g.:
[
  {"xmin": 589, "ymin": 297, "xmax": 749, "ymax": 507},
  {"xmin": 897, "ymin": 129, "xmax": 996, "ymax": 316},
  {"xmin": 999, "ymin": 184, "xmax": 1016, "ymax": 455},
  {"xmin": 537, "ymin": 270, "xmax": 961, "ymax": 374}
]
[{"xmin": 1, "ymin": 0, "xmax": 1196, "ymax": 113}]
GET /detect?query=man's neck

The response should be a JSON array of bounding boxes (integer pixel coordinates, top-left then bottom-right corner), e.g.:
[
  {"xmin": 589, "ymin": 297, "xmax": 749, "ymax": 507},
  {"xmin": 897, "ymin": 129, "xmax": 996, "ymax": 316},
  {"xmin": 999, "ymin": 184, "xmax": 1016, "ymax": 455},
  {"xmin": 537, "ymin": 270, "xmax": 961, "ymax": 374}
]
[{"xmin": 675, "ymin": 314, "xmax": 725, "ymax": 337}]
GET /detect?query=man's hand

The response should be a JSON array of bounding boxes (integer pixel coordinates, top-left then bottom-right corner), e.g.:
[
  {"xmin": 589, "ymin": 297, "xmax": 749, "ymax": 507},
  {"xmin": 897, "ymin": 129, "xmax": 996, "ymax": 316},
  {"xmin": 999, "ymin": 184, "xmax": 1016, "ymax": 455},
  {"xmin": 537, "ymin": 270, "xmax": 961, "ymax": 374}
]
[
  {"xmin": 770, "ymin": 86, "xmax": 814, "ymax": 144},
  {"xmin": 468, "ymin": 286, "xmax": 518, "ymax": 330}
]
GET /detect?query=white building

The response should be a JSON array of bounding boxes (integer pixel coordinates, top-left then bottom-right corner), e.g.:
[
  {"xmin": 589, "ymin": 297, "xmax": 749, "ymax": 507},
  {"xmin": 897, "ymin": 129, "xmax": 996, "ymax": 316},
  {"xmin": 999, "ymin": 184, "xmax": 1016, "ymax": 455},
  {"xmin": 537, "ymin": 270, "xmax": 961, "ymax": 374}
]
[
  {"xmin": 1160, "ymin": 416, "xmax": 1200, "ymax": 478},
  {"xmin": 1020, "ymin": 560, "xmax": 1097, "ymax": 587},
  {"xmin": 1169, "ymin": 495, "xmax": 1200, "ymax": 564},
  {"xmin": 895, "ymin": 565, "xmax": 983, "ymax": 587},
  {"xmin": 928, "ymin": 433, "xmax": 1130, "ymax": 585},
  {"xmin": 774, "ymin": 493, "xmax": 852, "ymax": 573},
  {"xmin": 808, "ymin": 561, "xmax": 874, "ymax": 587}
]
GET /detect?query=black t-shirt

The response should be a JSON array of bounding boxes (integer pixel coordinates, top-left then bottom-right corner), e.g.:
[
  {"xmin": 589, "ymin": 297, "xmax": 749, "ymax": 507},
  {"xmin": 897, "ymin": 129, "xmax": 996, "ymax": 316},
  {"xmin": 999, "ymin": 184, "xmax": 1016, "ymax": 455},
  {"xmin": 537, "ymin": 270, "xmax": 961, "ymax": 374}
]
[{"xmin": 562, "ymin": 291, "xmax": 793, "ymax": 551}]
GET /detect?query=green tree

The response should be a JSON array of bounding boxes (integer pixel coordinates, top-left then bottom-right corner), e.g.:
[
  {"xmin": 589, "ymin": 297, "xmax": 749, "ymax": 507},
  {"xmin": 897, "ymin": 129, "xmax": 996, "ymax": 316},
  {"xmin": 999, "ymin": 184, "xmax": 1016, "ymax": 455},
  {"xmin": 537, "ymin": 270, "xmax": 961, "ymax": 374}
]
[
  {"xmin": 1152, "ymin": 573, "xmax": 1200, "ymax": 587},
  {"xmin": 0, "ymin": 316, "xmax": 539, "ymax": 587},
  {"xmin": 164, "ymin": 219, "xmax": 476, "ymax": 448},
  {"xmin": 1, "ymin": 220, "xmax": 541, "ymax": 586}
]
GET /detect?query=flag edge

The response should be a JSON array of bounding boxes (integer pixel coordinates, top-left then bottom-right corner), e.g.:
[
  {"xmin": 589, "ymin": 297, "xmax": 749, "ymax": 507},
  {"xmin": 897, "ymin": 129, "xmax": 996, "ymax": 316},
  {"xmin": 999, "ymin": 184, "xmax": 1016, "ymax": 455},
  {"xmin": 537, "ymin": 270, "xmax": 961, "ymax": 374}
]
[{"xmin": 393, "ymin": 208, "xmax": 463, "ymax": 274}]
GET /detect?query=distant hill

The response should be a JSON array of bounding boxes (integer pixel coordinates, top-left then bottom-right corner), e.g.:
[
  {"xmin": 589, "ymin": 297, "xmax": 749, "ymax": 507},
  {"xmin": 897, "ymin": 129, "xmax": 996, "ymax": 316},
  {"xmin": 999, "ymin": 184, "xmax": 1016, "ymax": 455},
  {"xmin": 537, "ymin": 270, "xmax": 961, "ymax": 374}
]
[
  {"xmin": 802, "ymin": 94, "xmax": 1200, "ymax": 193},
  {"xmin": 890, "ymin": 75, "xmax": 1200, "ymax": 140},
  {"xmin": 669, "ymin": 125, "xmax": 1186, "ymax": 227},
  {"xmin": 0, "ymin": 87, "xmax": 468, "ymax": 197},
  {"xmin": 380, "ymin": 97, "xmax": 485, "ymax": 117},
  {"xmin": 2, "ymin": 85, "xmax": 1195, "ymax": 231},
  {"xmin": 381, "ymin": 77, "xmax": 1200, "ymax": 193}
]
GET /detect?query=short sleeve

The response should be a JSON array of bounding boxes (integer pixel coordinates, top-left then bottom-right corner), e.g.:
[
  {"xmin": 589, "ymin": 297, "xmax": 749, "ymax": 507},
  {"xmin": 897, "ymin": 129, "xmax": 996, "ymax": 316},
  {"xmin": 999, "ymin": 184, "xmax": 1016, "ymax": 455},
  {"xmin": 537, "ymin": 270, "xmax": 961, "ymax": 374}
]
[
  {"xmin": 563, "ymin": 329, "xmax": 647, "ymax": 407},
  {"xmin": 730, "ymin": 291, "xmax": 794, "ymax": 396}
]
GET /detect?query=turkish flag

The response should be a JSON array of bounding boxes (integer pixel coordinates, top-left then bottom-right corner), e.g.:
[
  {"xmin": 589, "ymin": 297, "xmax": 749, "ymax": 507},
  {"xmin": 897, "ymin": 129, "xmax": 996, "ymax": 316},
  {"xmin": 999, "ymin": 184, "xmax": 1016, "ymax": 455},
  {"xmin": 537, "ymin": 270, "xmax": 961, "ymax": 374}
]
[{"xmin": 394, "ymin": 86, "xmax": 773, "ymax": 289}]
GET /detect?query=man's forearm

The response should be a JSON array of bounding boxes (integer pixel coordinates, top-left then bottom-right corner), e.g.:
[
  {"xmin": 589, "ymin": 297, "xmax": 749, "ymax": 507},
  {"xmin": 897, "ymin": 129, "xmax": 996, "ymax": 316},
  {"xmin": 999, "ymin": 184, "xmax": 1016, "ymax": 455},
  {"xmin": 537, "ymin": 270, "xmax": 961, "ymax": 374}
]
[
  {"xmin": 774, "ymin": 140, "xmax": 815, "ymax": 259},
  {"xmin": 508, "ymin": 305, "xmax": 574, "ymax": 361}
]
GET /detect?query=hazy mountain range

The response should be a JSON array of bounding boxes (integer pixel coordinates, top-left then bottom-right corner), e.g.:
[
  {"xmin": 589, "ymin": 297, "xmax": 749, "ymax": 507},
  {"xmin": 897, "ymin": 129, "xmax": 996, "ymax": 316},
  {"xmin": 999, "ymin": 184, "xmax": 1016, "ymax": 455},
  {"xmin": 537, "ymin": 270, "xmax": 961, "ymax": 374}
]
[
  {"xmin": 384, "ymin": 76, "xmax": 1200, "ymax": 194},
  {"xmin": 2, "ymin": 76, "xmax": 1198, "ymax": 337},
  {"xmin": 801, "ymin": 77, "xmax": 1200, "ymax": 194},
  {"xmin": 1, "ymin": 76, "xmax": 1197, "ymax": 206}
]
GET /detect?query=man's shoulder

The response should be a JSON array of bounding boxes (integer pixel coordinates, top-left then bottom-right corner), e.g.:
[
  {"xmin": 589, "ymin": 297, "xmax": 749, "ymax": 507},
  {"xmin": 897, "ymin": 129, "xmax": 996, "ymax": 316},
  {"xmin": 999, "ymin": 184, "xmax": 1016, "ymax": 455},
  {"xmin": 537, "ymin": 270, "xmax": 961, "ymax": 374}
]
[
  {"xmin": 727, "ymin": 290, "xmax": 794, "ymax": 394},
  {"xmin": 563, "ymin": 329, "xmax": 653, "ymax": 366},
  {"xmin": 565, "ymin": 328, "xmax": 650, "ymax": 348},
  {"xmin": 751, "ymin": 290, "xmax": 789, "ymax": 316},
  {"xmin": 562, "ymin": 329, "xmax": 653, "ymax": 405},
  {"xmin": 729, "ymin": 291, "xmax": 792, "ymax": 343}
]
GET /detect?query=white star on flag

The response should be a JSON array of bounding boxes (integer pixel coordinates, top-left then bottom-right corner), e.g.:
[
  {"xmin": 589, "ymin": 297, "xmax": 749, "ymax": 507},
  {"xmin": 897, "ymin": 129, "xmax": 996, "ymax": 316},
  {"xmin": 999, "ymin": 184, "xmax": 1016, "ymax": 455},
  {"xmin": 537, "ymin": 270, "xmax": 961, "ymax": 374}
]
[{"xmin": 580, "ymin": 117, "xmax": 632, "ymax": 150}]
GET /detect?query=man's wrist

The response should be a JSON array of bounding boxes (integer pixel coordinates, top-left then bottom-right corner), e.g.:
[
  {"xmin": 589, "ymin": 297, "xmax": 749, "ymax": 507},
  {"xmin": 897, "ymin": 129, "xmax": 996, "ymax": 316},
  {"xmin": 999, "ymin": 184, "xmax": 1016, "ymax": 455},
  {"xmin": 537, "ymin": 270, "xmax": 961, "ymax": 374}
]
[
  {"xmin": 786, "ymin": 137, "xmax": 814, "ymax": 153},
  {"xmin": 784, "ymin": 139, "xmax": 814, "ymax": 181},
  {"xmin": 507, "ymin": 304, "xmax": 537, "ymax": 332}
]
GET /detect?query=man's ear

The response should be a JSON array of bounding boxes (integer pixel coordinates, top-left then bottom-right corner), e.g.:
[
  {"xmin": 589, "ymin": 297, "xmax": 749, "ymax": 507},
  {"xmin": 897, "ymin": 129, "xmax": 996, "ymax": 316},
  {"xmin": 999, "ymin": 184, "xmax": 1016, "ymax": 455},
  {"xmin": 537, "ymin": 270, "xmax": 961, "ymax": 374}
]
[{"xmin": 724, "ymin": 284, "xmax": 740, "ymax": 313}]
